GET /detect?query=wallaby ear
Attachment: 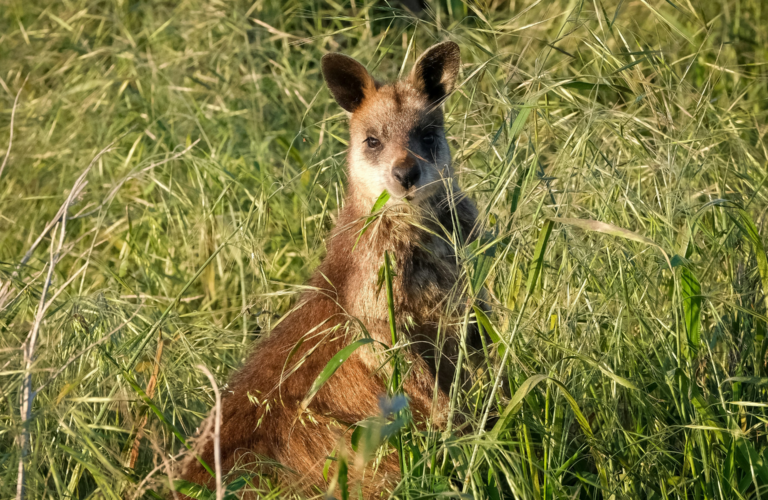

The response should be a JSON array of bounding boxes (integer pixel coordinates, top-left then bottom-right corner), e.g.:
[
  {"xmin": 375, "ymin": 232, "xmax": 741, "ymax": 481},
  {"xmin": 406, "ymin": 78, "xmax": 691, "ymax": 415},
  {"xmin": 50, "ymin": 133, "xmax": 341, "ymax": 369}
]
[
  {"xmin": 409, "ymin": 41, "xmax": 461, "ymax": 105},
  {"xmin": 321, "ymin": 53, "xmax": 376, "ymax": 113}
]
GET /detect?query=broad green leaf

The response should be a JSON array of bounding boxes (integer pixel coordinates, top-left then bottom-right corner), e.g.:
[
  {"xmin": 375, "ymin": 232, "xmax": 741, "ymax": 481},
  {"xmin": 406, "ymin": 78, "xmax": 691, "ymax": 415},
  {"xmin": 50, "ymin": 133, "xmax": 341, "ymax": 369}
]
[
  {"xmin": 301, "ymin": 338, "xmax": 375, "ymax": 410},
  {"xmin": 553, "ymin": 447, "xmax": 584, "ymax": 479},
  {"xmin": 681, "ymin": 266, "xmax": 701, "ymax": 358},
  {"xmin": 689, "ymin": 385, "xmax": 724, "ymax": 442},
  {"xmin": 591, "ymin": 362, "xmax": 637, "ymax": 390},
  {"xmin": 353, "ymin": 190, "xmax": 390, "ymax": 250},
  {"xmin": 322, "ymin": 449, "xmax": 336, "ymax": 482},
  {"xmin": 468, "ymin": 237, "xmax": 497, "ymax": 296},
  {"xmin": 729, "ymin": 401, "xmax": 768, "ymax": 407},
  {"xmin": 551, "ymin": 217, "xmax": 671, "ymax": 269},
  {"xmin": 383, "ymin": 250, "xmax": 398, "ymax": 348},
  {"xmin": 732, "ymin": 208, "xmax": 768, "ymax": 311},
  {"xmin": 282, "ymin": 336, "xmax": 305, "ymax": 373},
  {"xmin": 610, "ymin": 57, "xmax": 646, "ymax": 75},
  {"xmin": 491, "ymin": 374, "xmax": 547, "ymax": 436},
  {"xmin": 725, "ymin": 376, "xmax": 768, "ymax": 386},
  {"xmin": 350, "ymin": 426, "xmax": 363, "ymax": 452},
  {"xmin": 526, "ymin": 219, "xmax": 554, "ymax": 295},
  {"xmin": 222, "ymin": 477, "xmax": 248, "ymax": 499},
  {"xmin": 559, "ymin": 81, "xmax": 633, "ymax": 94},
  {"xmin": 509, "ymin": 101, "xmax": 533, "ymax": 140},
  {"xmin": 370, "ymin": 189, "xmax": 391, "ymax": 213},
  {"xmin": 551, "ymin": 346, "xmax": 639, "ymax": 390},
  {"xmin": 338, "ymin": 454, "xmax": 349, "ymax": 500},
  {"xmin": 473, "ymin": 306, "xmax": 505, "ymax": 358},
  {"xmin": 491, "ymin": 375, "xmax": 594, "ymax": 440},
  {"xmin": 173, "ymin": 477, "xmax": 249, "ymax": 500},
  {"xmin": 173, "ymin": 479, "xmax": 212, "ymax": 500},
  {"xmin": 548, "ymin": 378, "xmax": 594, "ymax": 438},
  {"xmin": 734, "ymin": 437, "xmax": 768, "ymax": 487}
]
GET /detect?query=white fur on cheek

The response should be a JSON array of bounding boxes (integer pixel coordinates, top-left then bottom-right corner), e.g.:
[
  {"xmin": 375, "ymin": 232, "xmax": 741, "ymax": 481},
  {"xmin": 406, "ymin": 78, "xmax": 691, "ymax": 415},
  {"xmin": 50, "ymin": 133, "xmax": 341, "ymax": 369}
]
[{"xmin": 349, "ymin": 146, "xmax": 389, "ymax": 204}]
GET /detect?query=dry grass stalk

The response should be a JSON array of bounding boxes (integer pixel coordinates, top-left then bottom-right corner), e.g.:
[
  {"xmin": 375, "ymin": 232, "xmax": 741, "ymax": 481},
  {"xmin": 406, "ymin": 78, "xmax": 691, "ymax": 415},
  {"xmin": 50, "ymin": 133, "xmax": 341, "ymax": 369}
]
[
  {"xmin": 16, "ymin": 223, "xmax": 59, "ymax": 500},
  {"xmin": 0, "ymin": 76, "xmax": 27, "ymax": 181},
  {"xmin": 128, "ymin": 330, "xmax": 165, "ymax": 469},
  {"xmin": 15, "ymin": 141, "xmax": 113, "ymax": 499},
  {"xmin": 196, "ymin": 365, "xmax": 223, "ymax": 500}
]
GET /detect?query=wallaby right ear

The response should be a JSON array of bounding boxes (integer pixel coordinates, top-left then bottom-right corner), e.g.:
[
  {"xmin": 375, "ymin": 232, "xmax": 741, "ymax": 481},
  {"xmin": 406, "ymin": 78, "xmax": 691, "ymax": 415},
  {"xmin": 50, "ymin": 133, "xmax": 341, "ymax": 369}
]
[{"xmin": 321, "ymin": 53, "xmax": 376, "ymax": 113}]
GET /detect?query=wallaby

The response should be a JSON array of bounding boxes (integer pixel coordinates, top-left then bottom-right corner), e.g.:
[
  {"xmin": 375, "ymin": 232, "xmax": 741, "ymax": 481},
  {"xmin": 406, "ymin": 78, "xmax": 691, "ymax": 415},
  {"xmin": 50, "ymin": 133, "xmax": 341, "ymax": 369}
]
[{"xmin": 179, "ymin": 41, "xmax": 481, "ymax": 498}]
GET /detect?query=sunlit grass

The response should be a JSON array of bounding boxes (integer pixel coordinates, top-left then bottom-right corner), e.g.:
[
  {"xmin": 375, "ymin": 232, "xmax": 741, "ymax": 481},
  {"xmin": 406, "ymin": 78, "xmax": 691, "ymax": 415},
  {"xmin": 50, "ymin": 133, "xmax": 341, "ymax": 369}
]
[{"xmin": 2, "ymin": 0, "xmax": 768, "ymax": 498}]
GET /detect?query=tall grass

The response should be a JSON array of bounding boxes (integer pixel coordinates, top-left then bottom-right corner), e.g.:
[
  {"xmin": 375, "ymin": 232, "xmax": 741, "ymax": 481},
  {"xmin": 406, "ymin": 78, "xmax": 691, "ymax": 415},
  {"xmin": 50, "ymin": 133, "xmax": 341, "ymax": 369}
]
[{"xmin": 2, "ymin": 0, "xmax": 768, "ymax": 498}]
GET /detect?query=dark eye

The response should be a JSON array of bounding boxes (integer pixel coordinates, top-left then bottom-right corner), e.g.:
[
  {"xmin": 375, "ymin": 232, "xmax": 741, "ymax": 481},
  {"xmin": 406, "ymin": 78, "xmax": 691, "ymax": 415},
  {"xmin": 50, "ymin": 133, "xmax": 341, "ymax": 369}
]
[
  {"xmin": 422, "ymin": 134, "xmax": 435, "ymax": 145},
  {"xmin": 364, "ymin": 137, "xmax": 381, "ymax": 148}
]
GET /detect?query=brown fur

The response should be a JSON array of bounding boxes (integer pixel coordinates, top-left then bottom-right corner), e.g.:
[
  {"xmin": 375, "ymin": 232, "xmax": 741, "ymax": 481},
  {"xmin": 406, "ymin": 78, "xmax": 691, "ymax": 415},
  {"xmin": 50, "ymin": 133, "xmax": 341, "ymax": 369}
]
[{"xmin": 179, "ymin": 42, "xmax": 480, "ymax": 499}]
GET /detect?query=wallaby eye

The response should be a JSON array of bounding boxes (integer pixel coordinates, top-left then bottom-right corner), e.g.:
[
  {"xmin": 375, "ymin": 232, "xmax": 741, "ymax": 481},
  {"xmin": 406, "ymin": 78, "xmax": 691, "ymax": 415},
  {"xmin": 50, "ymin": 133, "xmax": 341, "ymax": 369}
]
[
  {"xmin": 364, "ymin": 137, "xmax": 381, "ymax": 149},
  {"xmin": 422, "ymin": 133, "xmax": 435, "ymax": 145}
]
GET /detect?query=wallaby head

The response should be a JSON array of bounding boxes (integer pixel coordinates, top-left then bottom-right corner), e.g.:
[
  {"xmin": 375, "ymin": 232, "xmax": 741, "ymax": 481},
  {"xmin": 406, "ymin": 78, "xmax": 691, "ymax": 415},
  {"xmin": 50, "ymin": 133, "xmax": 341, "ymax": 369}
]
[{"xmin": 321, "ymin": 41, "xmax": 461, "ymax": 206}]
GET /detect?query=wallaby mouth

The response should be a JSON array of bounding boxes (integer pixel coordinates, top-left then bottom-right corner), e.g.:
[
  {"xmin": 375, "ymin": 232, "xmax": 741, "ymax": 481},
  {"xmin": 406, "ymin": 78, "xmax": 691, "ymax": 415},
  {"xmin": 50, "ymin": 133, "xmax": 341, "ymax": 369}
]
[{"xmin": 394, "ymin": 183, "xmax": 425, "ymax": 203}]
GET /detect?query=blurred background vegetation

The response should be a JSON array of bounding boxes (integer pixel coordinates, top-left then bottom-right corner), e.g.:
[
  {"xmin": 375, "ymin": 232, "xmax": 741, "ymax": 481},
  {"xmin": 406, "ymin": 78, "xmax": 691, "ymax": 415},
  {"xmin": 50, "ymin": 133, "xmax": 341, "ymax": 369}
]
[{"xmin": 2, "ymin": 0, "xmax": 768, "ymax": 498}]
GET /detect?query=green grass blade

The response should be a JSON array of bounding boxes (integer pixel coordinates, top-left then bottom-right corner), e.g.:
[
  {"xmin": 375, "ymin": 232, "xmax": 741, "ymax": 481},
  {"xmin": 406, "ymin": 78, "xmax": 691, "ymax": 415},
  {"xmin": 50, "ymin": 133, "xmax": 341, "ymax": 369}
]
[
  {"xmin": 547, "ymin": 378, "xmax": 594, "ymax": 439},
  {"xmin": 300, "ymin": 338, "xmax": 375, "ymax": 410},
  {"xmin": 473, "ymin": 306, "xmax": 505, "ymax": 358},
  {"xmin": 353, "ymin": 190, "xmax": 390, "ymax": 251},
  {"xmin": 734, "ymin": 208, "xmax": 768, "ymax": 311},
  {"xmin": 526, "ymin": 219, "xmax": 554, "ymax": 295},
  {"xmin": 681, "ymin": 266, "xmax": 701, "ymax": 358},
  {"xmin": 491, "ymin": 374, "xmax": 548, "ymax": 437}
]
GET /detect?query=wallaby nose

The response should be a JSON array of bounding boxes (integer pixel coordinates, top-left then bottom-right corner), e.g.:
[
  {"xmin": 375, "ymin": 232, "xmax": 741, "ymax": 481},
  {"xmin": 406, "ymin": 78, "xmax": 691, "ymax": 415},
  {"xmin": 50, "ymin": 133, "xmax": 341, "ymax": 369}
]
[{"xmin": 392, "ymin": 164, "xmax": 420, "ymax": 190}]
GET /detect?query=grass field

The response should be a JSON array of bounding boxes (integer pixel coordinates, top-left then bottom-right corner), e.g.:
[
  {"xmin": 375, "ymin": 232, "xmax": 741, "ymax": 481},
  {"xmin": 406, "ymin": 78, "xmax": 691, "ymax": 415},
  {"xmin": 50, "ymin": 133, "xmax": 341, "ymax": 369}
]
[{"xmin": 3, "ymin": 0, "xmax": 768, "ymax": 498}]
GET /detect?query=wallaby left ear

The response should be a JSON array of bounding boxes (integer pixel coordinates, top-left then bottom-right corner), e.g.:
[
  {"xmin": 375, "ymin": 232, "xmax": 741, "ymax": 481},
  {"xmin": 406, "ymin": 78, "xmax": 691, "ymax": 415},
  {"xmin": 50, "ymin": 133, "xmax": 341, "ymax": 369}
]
[
  {"xmin": 321, "ymin": 53, "xmax": 377, "ymax": 113},
  {"xmin": 409, "ymin": 41, "xmax": 461, "ymax": 105}
]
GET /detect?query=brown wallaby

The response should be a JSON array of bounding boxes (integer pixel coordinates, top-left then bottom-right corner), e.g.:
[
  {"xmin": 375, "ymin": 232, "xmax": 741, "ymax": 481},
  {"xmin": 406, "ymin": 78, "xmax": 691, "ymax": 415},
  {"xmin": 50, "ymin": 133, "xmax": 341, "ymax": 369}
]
[{"xmin": 179, "ymin": 41, "xmax": 481, "ymax": 498}]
